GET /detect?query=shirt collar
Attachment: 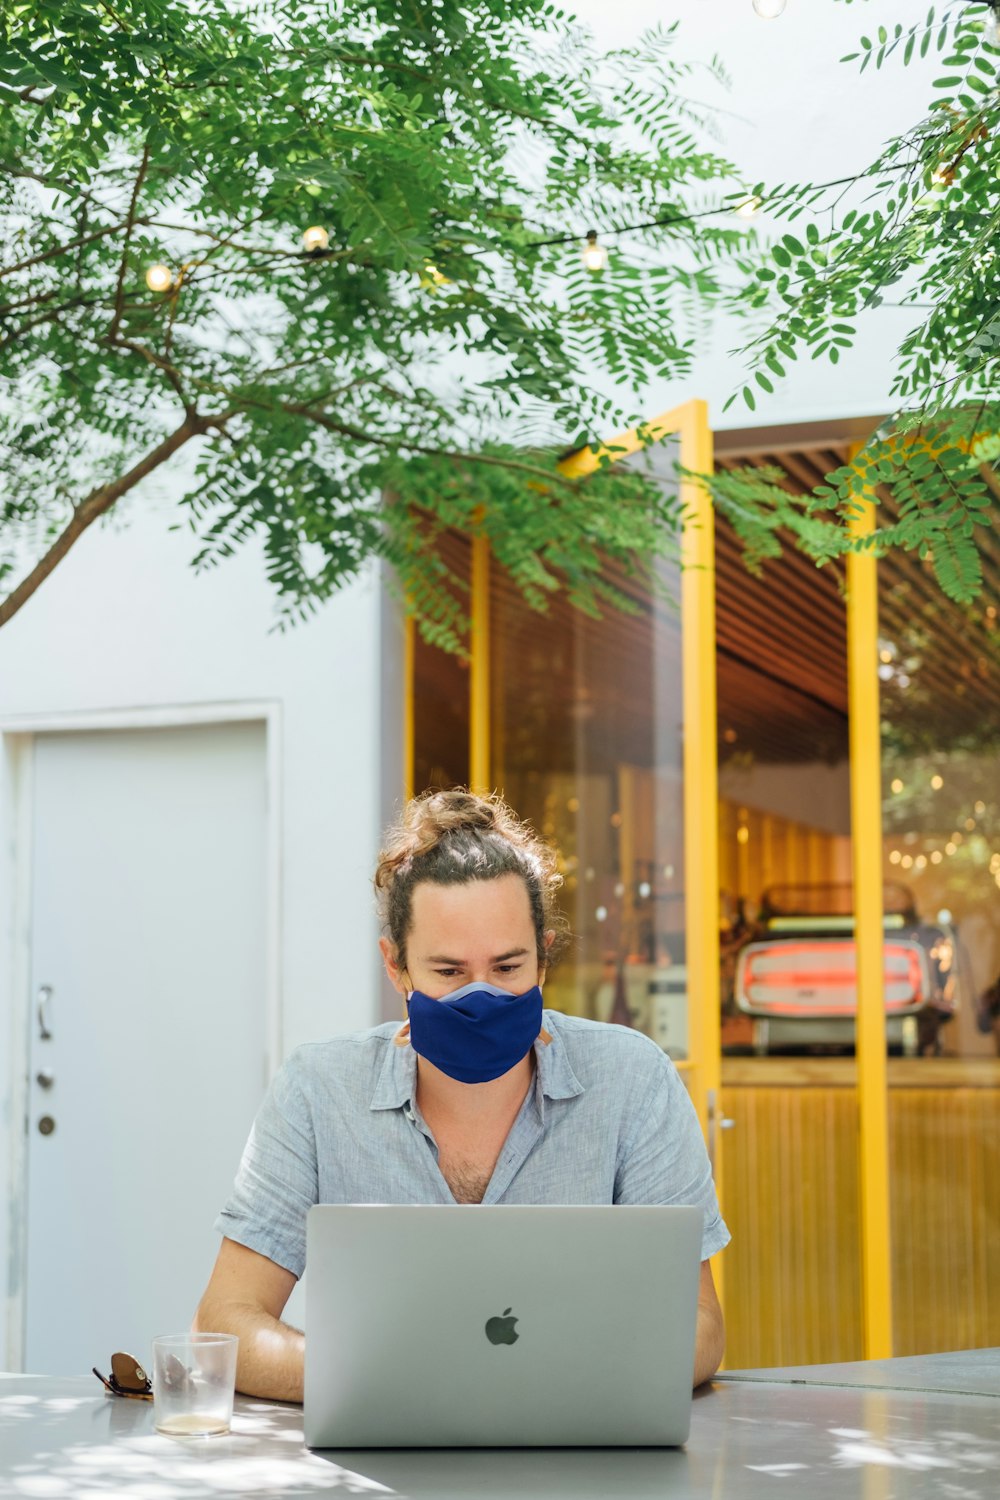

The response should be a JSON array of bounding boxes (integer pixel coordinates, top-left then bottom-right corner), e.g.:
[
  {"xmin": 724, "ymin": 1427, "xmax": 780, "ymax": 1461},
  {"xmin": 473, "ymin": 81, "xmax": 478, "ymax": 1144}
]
[
  {"xmin": 369, "ymin": 1011, "xmax": 585, "ymax": 1112},
  {"xmin": 534, "ymin": 1013, "xmax": 586, "ymax": 1102}
]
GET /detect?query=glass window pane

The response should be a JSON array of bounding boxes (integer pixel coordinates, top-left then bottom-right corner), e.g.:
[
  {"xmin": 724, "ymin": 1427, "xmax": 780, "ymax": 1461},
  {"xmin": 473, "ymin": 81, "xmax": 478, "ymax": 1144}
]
[
  {"xmin": 715, "ymin": 442, "xmax": 862, "ymax": 1369},
  {"xmin": 490, "ymin": 442, "xmax": 688, "ymax": 1059},
  {"xmin": 880, "ymin": 543, "xmax": 1000, "ymax": 1353}
]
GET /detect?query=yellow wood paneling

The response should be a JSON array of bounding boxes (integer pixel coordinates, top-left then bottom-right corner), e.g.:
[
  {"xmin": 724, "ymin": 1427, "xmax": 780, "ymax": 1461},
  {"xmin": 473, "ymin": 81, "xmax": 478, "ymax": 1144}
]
[
  {"xmin": 718, "ymin": 800, "xmax": 842, "ymax": 909},
  {"xmin": 720, "ymin": 1063, "xmax": 1000, "ymax": 1368},
  {"xmin": 720, "ymin": 1082, "xmax": 864, "ymax": 1367},
  {"xmin": 889, "ymin": 1086, "xmax": 1000, "ymax": 1355}
]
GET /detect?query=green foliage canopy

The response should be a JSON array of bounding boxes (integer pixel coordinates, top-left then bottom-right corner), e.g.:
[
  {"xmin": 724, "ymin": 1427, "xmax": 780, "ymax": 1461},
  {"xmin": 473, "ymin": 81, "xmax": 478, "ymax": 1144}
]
[
  {"xmin": 0, "ymin": 0, "xmax": 745, "ymax": 645},
  {"xmin": 712, "ymin": 0, "xmax": 1000, "ymax": 608}
]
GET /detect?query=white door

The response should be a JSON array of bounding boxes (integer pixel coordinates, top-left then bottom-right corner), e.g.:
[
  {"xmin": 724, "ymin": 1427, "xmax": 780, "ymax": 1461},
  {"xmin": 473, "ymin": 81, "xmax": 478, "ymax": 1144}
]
[{"xmin": 24, "ymin": 723, "xmax": 270, "ymax": 1374}]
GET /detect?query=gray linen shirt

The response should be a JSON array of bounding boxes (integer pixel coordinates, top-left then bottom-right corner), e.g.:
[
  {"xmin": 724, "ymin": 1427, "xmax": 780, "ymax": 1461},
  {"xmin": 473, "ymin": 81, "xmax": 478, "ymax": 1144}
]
[{"xmin": 215, "ymin": 1010, "xmax": 730, "ymax": 1278}]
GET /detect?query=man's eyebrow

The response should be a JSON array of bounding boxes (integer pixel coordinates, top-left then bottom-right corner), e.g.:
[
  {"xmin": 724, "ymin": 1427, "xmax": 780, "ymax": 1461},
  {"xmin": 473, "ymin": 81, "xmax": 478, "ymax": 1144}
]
[{"xmin": 423, "ymin": 947, "xmax": 530, "ymax": 965}]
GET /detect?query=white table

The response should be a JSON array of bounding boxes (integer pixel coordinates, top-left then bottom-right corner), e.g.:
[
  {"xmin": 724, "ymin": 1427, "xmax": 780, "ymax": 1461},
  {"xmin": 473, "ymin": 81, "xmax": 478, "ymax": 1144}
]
[{"xmin": 2, "ymin": 1352, "xmax": 998, "ymax": 1498}]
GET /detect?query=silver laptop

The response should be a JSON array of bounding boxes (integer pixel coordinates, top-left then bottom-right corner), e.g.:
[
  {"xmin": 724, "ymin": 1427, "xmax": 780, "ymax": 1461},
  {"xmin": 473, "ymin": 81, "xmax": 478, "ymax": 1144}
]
[{"xmin": 304, "ymin": 1204, "xmax": 702, "ymax": 1448}]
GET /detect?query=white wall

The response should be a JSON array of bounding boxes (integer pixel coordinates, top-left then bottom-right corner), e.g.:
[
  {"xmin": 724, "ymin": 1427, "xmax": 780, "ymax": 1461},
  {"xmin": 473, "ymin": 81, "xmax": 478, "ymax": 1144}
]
[
  {"xmin": 572, "ymin": 0, "xmax": 938, "ymax": 430},
  {"xmin": 0, "ymin": 501, "xmax": 390, "ymax": 1053},
  {"xmin": 0, "ymin": 479, "xmax": 398, "ymax": 1371}
]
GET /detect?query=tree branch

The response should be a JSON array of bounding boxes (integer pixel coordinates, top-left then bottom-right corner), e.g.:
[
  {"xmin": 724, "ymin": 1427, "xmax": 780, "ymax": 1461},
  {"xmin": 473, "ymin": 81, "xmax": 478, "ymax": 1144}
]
[
  {"xmin": 103, "ymin": 331, "xmax": 193, "ymax": 409},
  {"xmin": 0, "ymin": 220, "xmax": 125, "ymax": 281},
  {"xmin": 108, "ymin": 142, "xmax": 151, "ymax": 341},
  {"xmin": 0, "ymin": 412, "xmax": 227, "ymax": 629},
  {"xmin": 279, "ymin": 399, "xmax": 578, "ymax": 487}
]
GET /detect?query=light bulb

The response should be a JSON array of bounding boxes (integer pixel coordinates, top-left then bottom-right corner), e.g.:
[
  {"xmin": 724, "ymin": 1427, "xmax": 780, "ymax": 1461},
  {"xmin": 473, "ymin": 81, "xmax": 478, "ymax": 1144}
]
[
  {"xmin": 581, "ymin": 230, "xmax": 609, "ymax": 272},
  {"xmin": 145, "ymin": 264, "xmax": 173, "ymax": 293},
  {"xmin": 752, "ymin": 0, "xmax": 787, "ymax": 17},
  {"xmin": 302, "ymin": 225, "xmax": 330, "ymax": 253},
  {"xmin": 735, "ymin": 194, "xmax": 762, "ymax": 219}
]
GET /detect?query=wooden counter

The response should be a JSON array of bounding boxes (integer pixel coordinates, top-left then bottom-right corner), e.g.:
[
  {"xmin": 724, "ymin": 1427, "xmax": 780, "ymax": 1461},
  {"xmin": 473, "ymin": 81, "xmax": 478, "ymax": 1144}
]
[
  {"xmin": 721, "ymin": 1057, "xmax": 1000, "ymax": 1087},
  {"xmin": 718, "ymin": 1057, "xmax": 1000, "ymax": 1370}
]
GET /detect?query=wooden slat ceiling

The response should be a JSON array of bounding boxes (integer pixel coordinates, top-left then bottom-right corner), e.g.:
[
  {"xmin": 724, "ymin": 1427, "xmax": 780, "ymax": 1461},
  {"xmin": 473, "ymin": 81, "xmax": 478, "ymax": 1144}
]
[
  {"xmin": 414, "ymin": 448, "xmax": 1000, "ymax": 774},
  {"xmin": 714, "ymin": 445, "xmax": 849, "ymax": 766},
  {"xmin": 715, "ymin": 445, "xmax": 1000, "ymax": 762}
]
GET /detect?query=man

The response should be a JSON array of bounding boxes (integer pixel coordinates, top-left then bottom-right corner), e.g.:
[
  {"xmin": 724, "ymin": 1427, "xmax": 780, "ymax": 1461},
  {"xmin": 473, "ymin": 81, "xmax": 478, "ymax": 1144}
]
[{"xmin": 195, "ymin": 791, "xmax": 729, "ymax": 1399}]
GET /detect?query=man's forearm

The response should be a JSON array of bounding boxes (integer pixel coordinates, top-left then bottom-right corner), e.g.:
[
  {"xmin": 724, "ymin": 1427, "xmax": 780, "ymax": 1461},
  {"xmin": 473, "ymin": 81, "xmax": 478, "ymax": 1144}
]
[
  {"xmin": 692, "ymin": 1299, "xmax": 725, "ymax": 1388},
  {"xmin": 194, "ymin": 1300, "xmax": 304, "ymax": 1403}
]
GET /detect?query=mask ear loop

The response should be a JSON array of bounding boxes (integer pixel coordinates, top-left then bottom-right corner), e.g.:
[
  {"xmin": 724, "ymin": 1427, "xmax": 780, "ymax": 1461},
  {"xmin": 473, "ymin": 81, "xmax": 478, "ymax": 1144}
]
[{"xmin": 394, "ymin": 975, "xmax": 412, "ymax": 1046}]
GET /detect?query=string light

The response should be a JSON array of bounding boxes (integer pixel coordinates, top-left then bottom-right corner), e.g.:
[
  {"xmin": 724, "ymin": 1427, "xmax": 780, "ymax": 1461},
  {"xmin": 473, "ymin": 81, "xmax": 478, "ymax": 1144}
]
[
  {"xmin": 421, "ymin": 261, "xmax": 451, "ymax": 288},
  {"xmin": 930, "ymin": 774, "xmax": 944, "ymax": 789},
  {"xmin": 752, "ymin": 0, "xmax": 787, "ymax": 16},
  {"xmin": 150, "ymin": 160, "xmax": 919, "ymax": 297},
  {"xmin": 582, "ymin": 230, "xmax": 609, "ymax": 272},
  {"xmin": 145, "ymin": 264, "xmax": 173, "ymax": 293}
]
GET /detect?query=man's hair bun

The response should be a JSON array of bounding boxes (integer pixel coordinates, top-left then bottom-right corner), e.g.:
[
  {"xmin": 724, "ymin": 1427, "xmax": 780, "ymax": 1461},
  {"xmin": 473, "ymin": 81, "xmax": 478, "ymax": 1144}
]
[{"xmin": 374, "ymin": 788, "xmax": 569, "ymax": 971}]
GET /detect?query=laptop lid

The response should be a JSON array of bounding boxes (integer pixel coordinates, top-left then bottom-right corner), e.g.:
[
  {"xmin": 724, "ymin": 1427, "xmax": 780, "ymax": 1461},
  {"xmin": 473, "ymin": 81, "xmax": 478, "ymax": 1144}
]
[{"xmin": 304, "ymin": 1204, "xmax": 702, "ymax": 1448}]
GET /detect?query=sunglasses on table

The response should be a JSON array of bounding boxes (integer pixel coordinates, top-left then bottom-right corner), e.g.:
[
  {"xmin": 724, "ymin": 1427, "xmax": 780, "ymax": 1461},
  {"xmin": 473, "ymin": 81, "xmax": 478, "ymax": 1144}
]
[
  {"xmin": 94, "ymin": 1349, "xmax": 196, "ymax": 1400},
  {"xmin": 93, "ymin": 1352, "xmax": 153, "ymax": 1400}
]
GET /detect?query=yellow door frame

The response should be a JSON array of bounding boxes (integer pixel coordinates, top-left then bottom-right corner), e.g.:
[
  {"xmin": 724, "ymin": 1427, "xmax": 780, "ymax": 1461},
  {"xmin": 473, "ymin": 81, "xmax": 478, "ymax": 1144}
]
[
  {"xmin": 403, "ymin": 616, "xmax": 415, "ymax": 801},
  {"xmin": 461, "ymin": 399, "xmax": 723, "ymax": 1250},
  {"xmin": 470, "ymin": 531, "xmax": 491, "ymax": 793}
]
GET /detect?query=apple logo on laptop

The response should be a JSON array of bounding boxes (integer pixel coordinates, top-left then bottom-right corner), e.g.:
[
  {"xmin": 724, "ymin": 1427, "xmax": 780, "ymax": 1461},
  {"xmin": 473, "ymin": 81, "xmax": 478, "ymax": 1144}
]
[{"xmin": 485, "ymin": 1308, "xmax": 519, "ymax": 1345}]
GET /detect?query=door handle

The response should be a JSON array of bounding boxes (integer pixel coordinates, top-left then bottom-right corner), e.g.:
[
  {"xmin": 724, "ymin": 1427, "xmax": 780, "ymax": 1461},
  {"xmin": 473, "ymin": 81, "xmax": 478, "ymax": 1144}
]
[
  {"xmin": 706, "ymin": 1088, "xmax": 735, "ymax": 1174},
  {"xmin": 37, "ymin": 985, "xmax": 53, "ymax": 1041}
]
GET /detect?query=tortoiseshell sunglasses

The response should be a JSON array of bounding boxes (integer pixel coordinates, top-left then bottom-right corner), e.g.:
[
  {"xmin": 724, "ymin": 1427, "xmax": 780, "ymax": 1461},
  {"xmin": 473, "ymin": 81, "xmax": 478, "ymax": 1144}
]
[{"xmin": 93, "ymin": 1352, "xmax": 153, "ymax": 1401}]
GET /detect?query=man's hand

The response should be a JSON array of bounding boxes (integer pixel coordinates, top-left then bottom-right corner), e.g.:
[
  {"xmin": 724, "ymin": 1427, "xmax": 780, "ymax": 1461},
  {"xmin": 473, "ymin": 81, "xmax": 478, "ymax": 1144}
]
[
  {"xmin": 194, "ymin": 1239, "xmax": 304, "ymax": 1403},
  {"xmin": 692, "ymin": 1259, "xmax": 725, "ymax": 1388}
]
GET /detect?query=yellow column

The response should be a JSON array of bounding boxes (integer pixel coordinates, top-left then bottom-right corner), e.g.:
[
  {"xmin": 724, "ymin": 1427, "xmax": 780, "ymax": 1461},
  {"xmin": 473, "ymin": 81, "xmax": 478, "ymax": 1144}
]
[
  {"xmin": 846, "ymin": 465, "xmax": 894, "ymax": 1360},
  {"xmin": 470, "ymin": 531, "xmax": 491, "ymax": 793},
  {"xmin": 679, "ymin": 400, "xmax": 720, "ymax": 1138},
  {"xmin": 404, "ymin": 615, "xmax": 415, "ymax": 801},
  {"xmin": 679, "ymin": 400, "xmax": 725, "ymax": 1322}
]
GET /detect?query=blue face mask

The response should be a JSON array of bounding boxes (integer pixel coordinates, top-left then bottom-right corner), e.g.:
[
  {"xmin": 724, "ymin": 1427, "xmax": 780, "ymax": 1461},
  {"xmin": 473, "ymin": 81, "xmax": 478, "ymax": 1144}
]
[{"xmin": 406, "ymin": 981, "xmax": 544, "ymax": 1085}]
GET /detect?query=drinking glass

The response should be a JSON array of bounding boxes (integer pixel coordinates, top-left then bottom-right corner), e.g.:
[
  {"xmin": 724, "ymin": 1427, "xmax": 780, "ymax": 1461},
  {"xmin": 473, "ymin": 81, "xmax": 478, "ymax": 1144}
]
[{"xmin": 152, "ymin": 1332, "xmax": 238, "ymax": 1436}]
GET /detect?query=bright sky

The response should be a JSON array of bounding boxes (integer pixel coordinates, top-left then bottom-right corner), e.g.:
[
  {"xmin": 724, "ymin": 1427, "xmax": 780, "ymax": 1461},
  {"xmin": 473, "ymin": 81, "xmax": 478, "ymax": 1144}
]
[{"xmin": 568, "ymin": 0, "xmax": 940, "ymax": 426}]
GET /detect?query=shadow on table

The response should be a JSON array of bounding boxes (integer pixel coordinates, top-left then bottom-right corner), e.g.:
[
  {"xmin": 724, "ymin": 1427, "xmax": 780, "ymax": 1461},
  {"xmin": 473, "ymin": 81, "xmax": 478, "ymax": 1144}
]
[{"xmin": 315, "ymin": 1445, "xmax": 691, "ymax": 1498}]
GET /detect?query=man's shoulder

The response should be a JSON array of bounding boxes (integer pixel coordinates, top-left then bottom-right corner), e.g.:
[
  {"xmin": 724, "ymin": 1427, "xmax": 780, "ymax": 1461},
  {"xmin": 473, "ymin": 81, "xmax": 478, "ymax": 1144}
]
[
  {"xmin": 279, "ymin": 1022, "xmax": 402, "ymax": 1088},
  {"xmin": 543, "ymin": 1010, "xmax": 672, "ymax": 1083}
]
